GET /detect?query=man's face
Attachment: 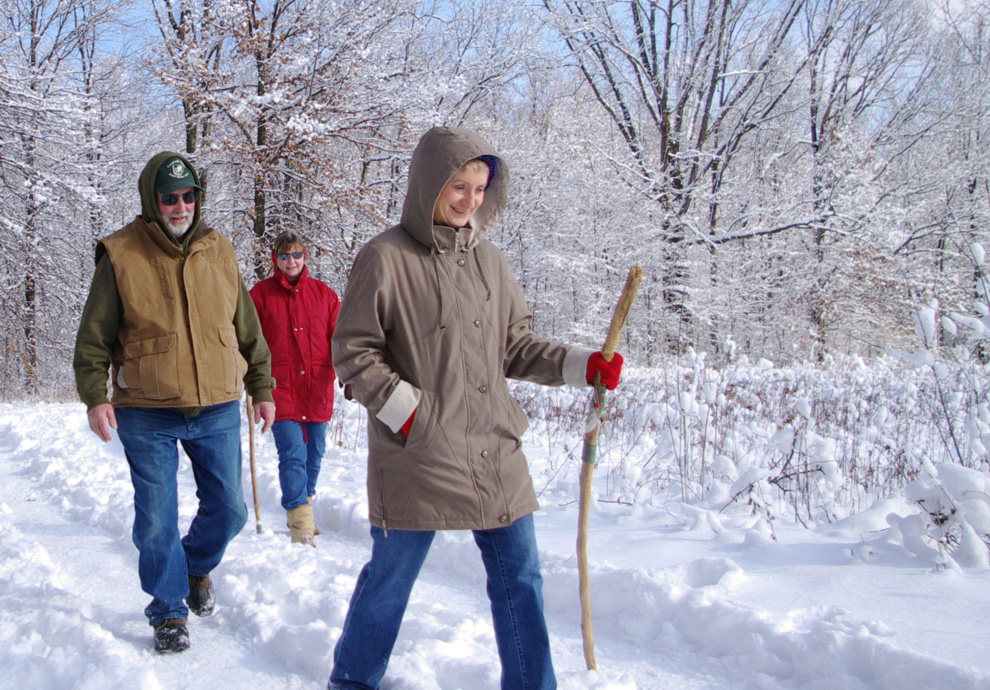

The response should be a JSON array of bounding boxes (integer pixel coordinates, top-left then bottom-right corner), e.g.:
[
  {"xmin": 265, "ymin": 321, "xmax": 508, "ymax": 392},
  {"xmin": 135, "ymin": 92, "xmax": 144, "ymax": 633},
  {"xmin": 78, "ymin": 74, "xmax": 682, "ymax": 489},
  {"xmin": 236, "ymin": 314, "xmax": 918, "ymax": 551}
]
[{"xmin": 156, "ymin": 187, "xmax": 198, "ymax": 235}]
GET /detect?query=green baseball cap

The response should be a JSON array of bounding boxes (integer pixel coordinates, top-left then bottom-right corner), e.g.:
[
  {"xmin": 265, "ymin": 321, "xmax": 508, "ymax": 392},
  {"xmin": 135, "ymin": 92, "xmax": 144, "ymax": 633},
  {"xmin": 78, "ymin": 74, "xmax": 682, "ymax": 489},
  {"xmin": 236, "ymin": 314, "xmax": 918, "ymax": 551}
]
[{"xmin": 155, "ymin": 157, "xmax": 203, "ymax": 195}]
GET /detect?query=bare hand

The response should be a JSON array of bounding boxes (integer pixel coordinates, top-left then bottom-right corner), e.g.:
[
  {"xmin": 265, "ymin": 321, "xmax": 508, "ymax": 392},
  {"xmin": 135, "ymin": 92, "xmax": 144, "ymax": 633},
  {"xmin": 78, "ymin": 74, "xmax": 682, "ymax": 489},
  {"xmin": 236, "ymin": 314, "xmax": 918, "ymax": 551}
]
[
  {"xmin": 87, "ymin": 403, "xmax": 117, "ymax": 442},
  {"xmin": 254, "ymin": 401, "xmax": 276, "ymax": 433}
]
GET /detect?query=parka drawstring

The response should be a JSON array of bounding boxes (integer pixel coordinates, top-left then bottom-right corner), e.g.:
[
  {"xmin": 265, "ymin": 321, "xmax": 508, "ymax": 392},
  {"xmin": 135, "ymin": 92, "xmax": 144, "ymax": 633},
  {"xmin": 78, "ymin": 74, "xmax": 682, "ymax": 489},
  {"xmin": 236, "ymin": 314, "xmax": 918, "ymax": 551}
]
[
  {"xmin": 429, "ymin": 224, "xmax": 449, "ymax": 329},
  {"xmin": 431, "ymin": 248, "xmax": 446, "ymax": 329},
  {"xmin": 473, "ymin": 250, "xmax": 492, "ymax": 301}
]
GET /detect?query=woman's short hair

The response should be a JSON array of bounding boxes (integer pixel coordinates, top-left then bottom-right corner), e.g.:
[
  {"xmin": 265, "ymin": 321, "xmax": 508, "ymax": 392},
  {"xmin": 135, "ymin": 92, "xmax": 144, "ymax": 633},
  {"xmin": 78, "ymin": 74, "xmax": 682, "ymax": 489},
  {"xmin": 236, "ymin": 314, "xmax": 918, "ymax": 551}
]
[
  {"xmin": 273, "ymin": 231, "xmax": 305, "ymax": 257},
  {"xmin": 464, "ymin": 156, "xmax": 497, "ymax": 187}
]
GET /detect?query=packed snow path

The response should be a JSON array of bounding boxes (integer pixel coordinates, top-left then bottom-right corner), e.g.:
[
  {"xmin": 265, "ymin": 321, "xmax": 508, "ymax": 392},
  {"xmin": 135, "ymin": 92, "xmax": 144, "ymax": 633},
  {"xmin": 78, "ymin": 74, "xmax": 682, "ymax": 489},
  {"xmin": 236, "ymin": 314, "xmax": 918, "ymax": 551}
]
[{"xmin": 2, "ymin": 401, "xmax": 989, "ymax": 689}]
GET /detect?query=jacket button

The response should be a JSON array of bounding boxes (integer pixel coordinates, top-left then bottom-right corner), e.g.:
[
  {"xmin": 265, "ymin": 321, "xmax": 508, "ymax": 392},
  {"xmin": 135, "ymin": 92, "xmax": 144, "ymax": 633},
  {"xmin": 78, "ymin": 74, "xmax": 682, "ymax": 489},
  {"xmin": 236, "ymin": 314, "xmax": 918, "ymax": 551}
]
[
  {"xmin": 457, "ymin": 259, "xmax": 466, "ymax": 266},
  {"xmin": 499, "ymin": 514, "xmax": 509, "ymax": 523},
  {"xmin": 302, "ymin": 415, "xmax": 307, "ymax": 420},
  {"xmin": 479, "ymin": 385, "xmax": 487, "ymax": 393},
  {"xmin": 474, "ymin": 320, "xmax": 481, "ymax": 327},
  {"xmin": 481, "ymin": 450, "xmax": 489, "ymax": 458},
  {"xmin": 300, "ymin": 370, "xmax": 306, "ymax": 375}
]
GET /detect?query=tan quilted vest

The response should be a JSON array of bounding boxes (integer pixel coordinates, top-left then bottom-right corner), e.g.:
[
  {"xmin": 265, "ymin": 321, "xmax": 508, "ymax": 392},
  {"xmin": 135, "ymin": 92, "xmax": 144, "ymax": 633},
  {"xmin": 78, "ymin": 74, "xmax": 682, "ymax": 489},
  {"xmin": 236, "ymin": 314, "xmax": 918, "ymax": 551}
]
[{"xmin": 102, "ymin": 218, "xmax": 248, "ymax": 407}]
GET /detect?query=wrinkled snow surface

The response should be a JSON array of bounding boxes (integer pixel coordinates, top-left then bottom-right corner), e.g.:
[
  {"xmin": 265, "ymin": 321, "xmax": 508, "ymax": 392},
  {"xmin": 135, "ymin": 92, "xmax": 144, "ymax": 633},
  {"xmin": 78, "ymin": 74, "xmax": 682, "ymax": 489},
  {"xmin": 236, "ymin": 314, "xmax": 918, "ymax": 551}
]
[{"xmin": 1, "ymin": 401, "xmax": 989, "ymax": 689}]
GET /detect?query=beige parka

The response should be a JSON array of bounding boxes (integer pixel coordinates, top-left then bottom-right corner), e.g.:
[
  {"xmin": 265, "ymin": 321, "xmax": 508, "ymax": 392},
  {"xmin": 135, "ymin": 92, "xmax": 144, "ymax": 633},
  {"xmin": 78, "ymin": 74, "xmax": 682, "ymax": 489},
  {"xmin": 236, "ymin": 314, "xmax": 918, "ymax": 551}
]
[{"xmin": 332, "ymin": 127, "xmax": 593, "ymax": 531}]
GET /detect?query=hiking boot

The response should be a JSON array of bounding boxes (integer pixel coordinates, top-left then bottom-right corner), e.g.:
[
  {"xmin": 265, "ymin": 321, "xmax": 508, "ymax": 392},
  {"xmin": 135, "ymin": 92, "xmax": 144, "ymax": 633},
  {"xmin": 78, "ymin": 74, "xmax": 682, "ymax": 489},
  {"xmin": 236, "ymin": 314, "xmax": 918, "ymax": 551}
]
[
  {"xmin": 308, "ymin": 495, "xmax": 321, "ymax": 536},
  {"xmin": 186, "ymin": 574, "xmax": 215, "ymax": 617},
  {"xmin": 153, "ymin": 618, "xmax": 190, "ymax": 654},
  {"xmin": 287, "ymin": 504, "xmax": 316, "ymax": 547}
]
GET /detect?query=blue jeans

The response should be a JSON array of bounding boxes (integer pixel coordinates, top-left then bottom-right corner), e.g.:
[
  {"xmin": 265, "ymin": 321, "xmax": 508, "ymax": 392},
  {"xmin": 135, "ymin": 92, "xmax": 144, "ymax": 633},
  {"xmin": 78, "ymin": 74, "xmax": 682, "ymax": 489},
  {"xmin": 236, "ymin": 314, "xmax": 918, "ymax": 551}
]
[
  {"xmin": 271, "ymin": 420, "xmax": 327, "ymax": 509},
  {"xmin": 116, "ymin": 402, "xmax": 248, "ymax": 626},
  {"xmin": 329, "ymin": 513, "xmax": 556, "ymax": 690}
]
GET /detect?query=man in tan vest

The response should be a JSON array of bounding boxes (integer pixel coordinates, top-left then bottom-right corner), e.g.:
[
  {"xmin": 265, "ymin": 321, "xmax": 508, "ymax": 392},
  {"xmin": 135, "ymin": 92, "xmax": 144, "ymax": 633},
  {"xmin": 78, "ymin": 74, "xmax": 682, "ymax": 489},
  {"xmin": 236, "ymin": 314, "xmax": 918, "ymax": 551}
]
[{"xmin": 73, "ymin": 152, "xmax": 276, "ymax": 654}]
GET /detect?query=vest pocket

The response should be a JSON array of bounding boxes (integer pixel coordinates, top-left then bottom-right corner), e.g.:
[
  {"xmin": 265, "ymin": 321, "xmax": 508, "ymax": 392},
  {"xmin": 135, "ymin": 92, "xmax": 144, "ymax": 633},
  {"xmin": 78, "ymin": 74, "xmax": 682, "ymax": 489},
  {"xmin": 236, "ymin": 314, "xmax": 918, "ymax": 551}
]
[
  {"xmin": 121, "ymin": 333, "xmax": 180, "ymax": 399},
  {"xmin": 218, "ymin": 325, "xmax": 247, "ymax": 393}
]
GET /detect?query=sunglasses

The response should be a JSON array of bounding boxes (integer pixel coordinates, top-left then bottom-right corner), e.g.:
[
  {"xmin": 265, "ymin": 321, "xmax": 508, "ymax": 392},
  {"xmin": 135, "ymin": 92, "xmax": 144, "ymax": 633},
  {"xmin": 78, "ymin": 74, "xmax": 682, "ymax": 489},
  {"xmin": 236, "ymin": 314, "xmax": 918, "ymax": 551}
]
[
  {"xmin": 159, "ymin": 189, "xmax": 200, "ymax": 206},
  {"xmin": 278, "ymin": 251, "xmax": 304, "ymax": 260}
]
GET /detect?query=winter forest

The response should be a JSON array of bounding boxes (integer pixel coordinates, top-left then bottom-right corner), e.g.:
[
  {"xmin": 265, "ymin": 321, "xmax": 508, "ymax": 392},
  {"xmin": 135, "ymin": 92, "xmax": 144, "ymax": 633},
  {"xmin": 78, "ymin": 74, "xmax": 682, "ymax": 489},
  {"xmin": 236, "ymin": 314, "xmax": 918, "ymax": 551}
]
[
  {"xmin": 6, "ymin": 0, "xmax": 990, "ymax": 570},
  {"xmin": 2, "ymin": 0, "xmax": 987, "ymax": 387}
]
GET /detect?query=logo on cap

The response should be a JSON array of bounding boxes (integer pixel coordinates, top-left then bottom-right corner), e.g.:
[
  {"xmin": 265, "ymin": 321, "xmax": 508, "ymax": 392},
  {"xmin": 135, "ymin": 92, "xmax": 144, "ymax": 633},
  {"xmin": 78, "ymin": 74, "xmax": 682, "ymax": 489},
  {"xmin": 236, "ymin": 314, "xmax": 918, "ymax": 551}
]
[{"xmin": 168, "ymin": 160, "xmax": 188, "ymax": 179}]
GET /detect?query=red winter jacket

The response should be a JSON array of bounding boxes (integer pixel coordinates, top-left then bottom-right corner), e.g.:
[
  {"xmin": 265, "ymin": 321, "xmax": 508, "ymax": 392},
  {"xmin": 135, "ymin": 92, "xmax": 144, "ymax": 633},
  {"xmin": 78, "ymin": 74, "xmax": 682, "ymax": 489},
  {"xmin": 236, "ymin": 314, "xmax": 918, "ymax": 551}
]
[{"xmin": 250, "ymin": 265, "xmax": 340, "ymax": 423}]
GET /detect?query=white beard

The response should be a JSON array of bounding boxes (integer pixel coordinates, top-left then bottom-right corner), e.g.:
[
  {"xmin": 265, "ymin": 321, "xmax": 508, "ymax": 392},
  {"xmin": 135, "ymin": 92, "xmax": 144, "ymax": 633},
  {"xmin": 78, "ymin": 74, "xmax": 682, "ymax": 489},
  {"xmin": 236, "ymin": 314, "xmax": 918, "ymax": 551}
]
[{"xmin": 165, "ymin": 216, "xmax": 192, "ymax": 235}]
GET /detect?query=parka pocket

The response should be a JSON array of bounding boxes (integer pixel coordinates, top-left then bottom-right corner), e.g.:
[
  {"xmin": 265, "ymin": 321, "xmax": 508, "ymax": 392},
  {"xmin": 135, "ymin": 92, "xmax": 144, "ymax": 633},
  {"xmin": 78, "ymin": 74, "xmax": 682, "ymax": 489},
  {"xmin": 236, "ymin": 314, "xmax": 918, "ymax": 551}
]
[
  {"xmin": 121, "ymin": 333, "xmax": 180, "ymax": 399},
  {"xmin": 403, "ymin": 391, "xmax": 442, "ymax": 457},
  {"xmin": 493, "ymin": 387, "xmax": 529, "ymax": 451},
  {"xmin": 218, "ymin": 325, "xmax": 247, "ymax": 393}
]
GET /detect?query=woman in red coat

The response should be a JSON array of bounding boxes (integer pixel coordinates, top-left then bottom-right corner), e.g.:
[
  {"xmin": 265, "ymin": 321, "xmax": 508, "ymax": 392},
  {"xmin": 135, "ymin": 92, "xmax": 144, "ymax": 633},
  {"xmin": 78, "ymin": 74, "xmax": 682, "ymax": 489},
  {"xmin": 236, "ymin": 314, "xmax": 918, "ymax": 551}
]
[{"xmin": 250, "ymin": 231, "xmax": 340, "ymax": 545}]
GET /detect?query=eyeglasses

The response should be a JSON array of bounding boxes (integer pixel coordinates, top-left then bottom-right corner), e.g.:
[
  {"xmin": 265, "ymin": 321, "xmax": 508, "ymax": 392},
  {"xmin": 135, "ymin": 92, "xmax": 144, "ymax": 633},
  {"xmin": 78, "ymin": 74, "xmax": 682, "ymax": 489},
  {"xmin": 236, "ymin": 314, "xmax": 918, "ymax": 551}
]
[
  {"xmin": 159, "ymin": 189, "xmax": 200, "ymax": 206},
  {"xmin": 278, "ymin": 251, "xmax": 304, "ymax": 260}
]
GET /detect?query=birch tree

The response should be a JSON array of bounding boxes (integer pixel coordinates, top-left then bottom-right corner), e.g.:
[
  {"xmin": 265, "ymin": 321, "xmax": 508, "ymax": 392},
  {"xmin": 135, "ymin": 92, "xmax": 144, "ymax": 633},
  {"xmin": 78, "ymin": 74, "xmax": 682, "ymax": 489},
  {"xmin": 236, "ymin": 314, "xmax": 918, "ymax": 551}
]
[
  {"xmin": 541, "ymin": 0, "xmax": 811, "ymax": 351},
  {"xmin": 798, "ymin": 0, "xmax": 935, "ymax": 359},
  {"xmin": 151, "ymin": 0, "xmax": 226, "ymax": 176},
  {"xmin": 0, "ymin": 0, "xmax": 130, "ymax": 396},
  {"xmin": 149, "ymin": 0, "xmax": 422, "ymax": 283}
]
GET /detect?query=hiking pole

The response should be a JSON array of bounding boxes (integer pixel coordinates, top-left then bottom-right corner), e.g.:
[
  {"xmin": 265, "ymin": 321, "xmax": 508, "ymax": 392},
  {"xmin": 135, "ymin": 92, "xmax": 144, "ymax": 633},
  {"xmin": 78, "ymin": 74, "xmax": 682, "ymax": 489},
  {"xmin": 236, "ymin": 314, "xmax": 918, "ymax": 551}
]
[
  {"xmin": 578, "ymin": 265, "xmax": 642, "ymax": 671},
  {"xmin": 246, "ymin": 394, "xmax": 263, "ymax": 534}
]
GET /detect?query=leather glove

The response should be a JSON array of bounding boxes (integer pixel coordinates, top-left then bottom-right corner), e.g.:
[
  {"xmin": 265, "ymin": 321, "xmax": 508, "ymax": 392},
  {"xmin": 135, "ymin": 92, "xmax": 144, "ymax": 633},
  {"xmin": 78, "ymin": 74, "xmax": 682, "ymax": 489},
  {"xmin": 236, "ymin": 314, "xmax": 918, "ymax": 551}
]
[{"xmin": 587, "ymin": 351, "xmax": 623, "ymax": 390}]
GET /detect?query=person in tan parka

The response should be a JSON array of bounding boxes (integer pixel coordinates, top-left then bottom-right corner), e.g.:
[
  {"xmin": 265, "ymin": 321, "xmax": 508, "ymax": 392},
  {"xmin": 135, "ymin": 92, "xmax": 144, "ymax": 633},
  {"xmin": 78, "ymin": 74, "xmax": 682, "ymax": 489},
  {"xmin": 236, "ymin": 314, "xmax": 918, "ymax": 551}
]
[{"xmin": 328, "ymin": 127, "xmax": 623, "ymax": 690}]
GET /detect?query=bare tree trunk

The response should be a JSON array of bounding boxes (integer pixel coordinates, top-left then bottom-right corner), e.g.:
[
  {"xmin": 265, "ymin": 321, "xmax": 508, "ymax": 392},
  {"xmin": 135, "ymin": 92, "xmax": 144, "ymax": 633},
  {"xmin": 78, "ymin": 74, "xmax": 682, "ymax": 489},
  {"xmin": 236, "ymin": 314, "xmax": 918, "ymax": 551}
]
[
  {"xmin": 253, "ymin": 175, "xmax": 267, "ymax": 282},
  {"xmin": 22, "ymin": 143, "xmax": 40, "ymax": 395}
]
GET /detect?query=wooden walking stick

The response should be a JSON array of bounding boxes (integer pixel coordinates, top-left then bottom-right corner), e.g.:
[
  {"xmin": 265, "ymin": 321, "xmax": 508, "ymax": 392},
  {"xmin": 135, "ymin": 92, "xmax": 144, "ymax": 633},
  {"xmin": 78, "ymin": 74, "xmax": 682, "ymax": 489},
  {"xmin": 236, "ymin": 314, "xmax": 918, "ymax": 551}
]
[
  {"xmin": 246, "ymin": 394, "xmax": 263, "ymax": 534},
  {"xmin": 578, "ymin": 266, "xmax": 642, "ymax": 671}
]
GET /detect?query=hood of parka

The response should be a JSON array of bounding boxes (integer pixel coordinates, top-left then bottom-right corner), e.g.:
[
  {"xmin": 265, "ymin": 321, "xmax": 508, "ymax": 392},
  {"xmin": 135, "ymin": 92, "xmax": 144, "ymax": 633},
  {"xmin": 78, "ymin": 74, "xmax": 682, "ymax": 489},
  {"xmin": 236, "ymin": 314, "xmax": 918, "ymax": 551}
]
[
  {"xmin": 137, "ymin": 151, "xmax": 205, "ymax": 247},
  {"xmin": 399, "ymin": 127, "xmax": 508, "ymax": 252}
]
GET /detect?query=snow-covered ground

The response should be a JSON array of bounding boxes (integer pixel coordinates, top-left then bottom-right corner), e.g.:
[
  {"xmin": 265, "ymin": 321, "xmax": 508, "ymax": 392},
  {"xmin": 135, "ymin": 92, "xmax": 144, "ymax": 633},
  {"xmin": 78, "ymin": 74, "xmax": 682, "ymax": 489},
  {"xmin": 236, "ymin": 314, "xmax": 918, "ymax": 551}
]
[{"xmin": 2, "ymin": 398, "xmax": 989, "ymax": 690}]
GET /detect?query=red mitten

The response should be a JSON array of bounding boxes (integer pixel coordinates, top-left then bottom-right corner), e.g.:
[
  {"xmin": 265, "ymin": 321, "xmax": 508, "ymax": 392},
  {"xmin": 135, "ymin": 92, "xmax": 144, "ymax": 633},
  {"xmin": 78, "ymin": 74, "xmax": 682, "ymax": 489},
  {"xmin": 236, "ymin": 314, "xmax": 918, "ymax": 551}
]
[
  {"xmin": 401, "ymin": 407, "xmax": 417, "ymax": 437},
  {"xmin": 587, "ymin": 351, "xmax": 623, "ymax": 390}
]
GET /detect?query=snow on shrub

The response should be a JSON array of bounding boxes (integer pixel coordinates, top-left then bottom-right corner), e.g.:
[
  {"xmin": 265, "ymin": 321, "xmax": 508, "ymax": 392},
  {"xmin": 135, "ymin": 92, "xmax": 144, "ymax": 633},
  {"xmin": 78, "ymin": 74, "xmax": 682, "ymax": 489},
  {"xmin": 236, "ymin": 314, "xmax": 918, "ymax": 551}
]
[
  {"xmin": 886, "ymin": 461, "xmax": 990, "ymax": 570},
  {"xmin": 504, "ymin": 340, "xmax": 990, "ymax": 567}
]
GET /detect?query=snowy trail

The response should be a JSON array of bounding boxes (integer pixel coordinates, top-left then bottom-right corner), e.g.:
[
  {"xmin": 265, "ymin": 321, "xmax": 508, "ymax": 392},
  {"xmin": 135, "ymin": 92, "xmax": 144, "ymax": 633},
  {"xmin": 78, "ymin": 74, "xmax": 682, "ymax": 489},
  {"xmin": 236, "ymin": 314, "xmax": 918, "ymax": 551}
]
[
  {"xmin": 0, "ymin": 403, "xmax": 679, "ymax": 689},
  {"xmin": 2, "ymin": 401, "xmax": 990, "ymax": 689},
  {"xmin": 0, "ymin": 413, "xmax": 314, "ymax": 689}
]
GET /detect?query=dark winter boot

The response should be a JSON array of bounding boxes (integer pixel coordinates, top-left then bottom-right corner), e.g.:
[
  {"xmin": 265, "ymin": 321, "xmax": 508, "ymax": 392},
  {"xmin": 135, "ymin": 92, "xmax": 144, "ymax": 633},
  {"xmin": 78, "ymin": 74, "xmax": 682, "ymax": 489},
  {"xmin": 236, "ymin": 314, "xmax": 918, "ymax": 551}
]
[
  {"xmin": 153, "ymin": 618, "xmax": 190, "ymax": 654},
  {"xmin": 186, "ymin": 574, "xmax": 215, "ymax": 617}
]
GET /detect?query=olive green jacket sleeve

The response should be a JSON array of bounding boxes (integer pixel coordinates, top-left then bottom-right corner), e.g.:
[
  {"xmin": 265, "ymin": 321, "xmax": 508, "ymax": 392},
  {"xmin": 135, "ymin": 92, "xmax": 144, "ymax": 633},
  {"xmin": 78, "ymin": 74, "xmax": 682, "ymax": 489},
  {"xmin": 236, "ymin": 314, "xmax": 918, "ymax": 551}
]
[{"xmin": 73, "ymin": 254, "xmax": 120, "ymax": 410}]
